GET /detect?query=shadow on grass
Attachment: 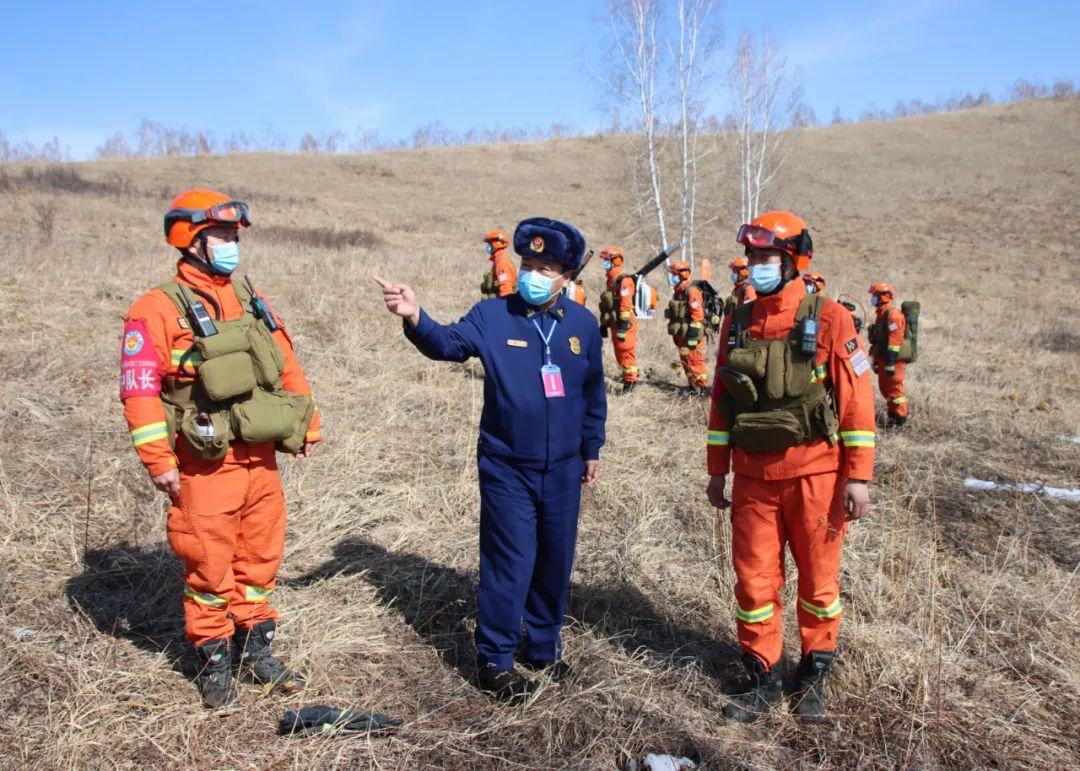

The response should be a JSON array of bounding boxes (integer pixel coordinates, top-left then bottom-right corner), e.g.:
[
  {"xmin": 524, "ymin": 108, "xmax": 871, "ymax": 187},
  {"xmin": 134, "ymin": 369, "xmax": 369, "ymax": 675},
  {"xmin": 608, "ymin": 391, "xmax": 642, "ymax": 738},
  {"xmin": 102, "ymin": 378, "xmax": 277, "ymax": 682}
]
[
  {"xmin": 284, "ymin": 535, "xmax": 742, "ymax": 684},
  {"xmin": 65, "ymin": 544, "xmax": 194, "ymax": 676}
]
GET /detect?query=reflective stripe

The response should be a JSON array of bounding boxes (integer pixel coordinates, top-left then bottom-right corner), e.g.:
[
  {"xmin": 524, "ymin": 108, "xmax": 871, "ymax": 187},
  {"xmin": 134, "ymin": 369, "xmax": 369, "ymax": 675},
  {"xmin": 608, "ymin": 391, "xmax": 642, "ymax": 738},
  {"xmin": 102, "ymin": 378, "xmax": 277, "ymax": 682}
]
[
  {"xmin": 887, "ymin": 345, "xmax": 901, "ymax": 352},
  {"xmin": 131, "ymin": 421, "xmax": 169, "ymax": 447},
  {"xmin": 736, "ymin": 603, "xmax": 775, "ymax": 624},
  {"xmin": 708, "ymin": 430, "xmax": 730, "ymax": 446},
  {"xmin": 618, "ymin": 311, "xmax": 632, "ymax": 319},
  {"xmin": 891, "ymin": 397, "xmax": 908, "ymax": 404},
  {"xmin": 799, "ymin": 596, "xmax": 842, "ymax": 619},
  {"xmin": 170, "ymin": 348, "xmax": 203, "ymax": 371},
  {"xmin": 243, "ymin": 584, "xmax": 274, "ymax": 602},
  {"xmin": 813, "ymin": 364, "xmax": 828, "ymax": 382},
  {"xmin": 839, "ymin": 430, "xmax": 875, "ymax": 448},
  {"xmin": 184, "ymin": 587, "xmax": 227, "ymax": 608},
  {"xmin": 689, "ymin": 321, "xmax": 704, "ymax": 328}
]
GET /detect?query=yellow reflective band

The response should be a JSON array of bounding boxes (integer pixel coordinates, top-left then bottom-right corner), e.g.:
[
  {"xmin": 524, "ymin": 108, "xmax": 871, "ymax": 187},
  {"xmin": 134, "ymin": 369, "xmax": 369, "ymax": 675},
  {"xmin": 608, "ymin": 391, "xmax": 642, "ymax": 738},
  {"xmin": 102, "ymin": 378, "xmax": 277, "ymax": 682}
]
[
  {"xmin": 618, "ymin": 311, "xmax": 632, "ymax": 319},
  {"xmin": 170, "ymin": 348, "xmax": 203, "ymax": 370},
  {"xmin": 813, "ymin": 364, "xmax": 828, "ymax": 382},
  {"xmin": 840, "ymin": 430, "xmax": 875, "ymax": 448},
  {"xmin": 887, "ymin": 345, "xmax": 901, "ymax": 352},
  {"xmin": 708, "ymin": 430, "xmax": 730, "ymax": 446},
  {"xmin": 184, "ymin": 587, "xmax": 227, "ymax": 608},
  {"xmin": 243, "ymin": 584, "xmax": 274, "ymax": 602},
  {"xmin": 689, "ymin": 321, "xmax": 704, "ymax": 328},
  {"xmin": 131, "ymin": 421, "xmax": 169, "ymax": 447},
  {"xmin": 799, "ymin": 596, "xmax": 842, "ymax": 619},
  {"xmin": 736, "ymin": 603, "xmax": 775, "ymax": 624},
  {"xmin": 892, "ymin": 397, "xmax": 908, "ymax": 404}
]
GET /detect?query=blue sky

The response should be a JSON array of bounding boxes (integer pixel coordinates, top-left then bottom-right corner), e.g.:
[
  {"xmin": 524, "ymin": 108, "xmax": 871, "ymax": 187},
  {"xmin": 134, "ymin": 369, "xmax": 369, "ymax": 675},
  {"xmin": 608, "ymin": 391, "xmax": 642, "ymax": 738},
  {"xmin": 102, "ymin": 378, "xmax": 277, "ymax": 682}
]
[{"xmin": 2, "ymin": 0, "xmax": 1077, "ymax": 159}]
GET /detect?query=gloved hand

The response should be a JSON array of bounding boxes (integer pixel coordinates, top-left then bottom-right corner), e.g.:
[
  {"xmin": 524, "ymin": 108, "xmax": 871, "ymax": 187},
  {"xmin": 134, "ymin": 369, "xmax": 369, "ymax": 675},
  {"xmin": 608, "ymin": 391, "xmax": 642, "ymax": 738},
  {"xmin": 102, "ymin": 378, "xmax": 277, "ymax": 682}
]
[
  {"xmin": 686, "ymin": 326, "xmax": 701, "ymax": 349},
  {"xmin": 600, "ymin": 325, "xmax": 609, "ymax": 339},
  {"xmin": 616, "ymin": 320, "xmax": 630, "ymax": 340},
  {"xmin": 279, "ymin": 706, "xmax": 404, "ymax": 736}
]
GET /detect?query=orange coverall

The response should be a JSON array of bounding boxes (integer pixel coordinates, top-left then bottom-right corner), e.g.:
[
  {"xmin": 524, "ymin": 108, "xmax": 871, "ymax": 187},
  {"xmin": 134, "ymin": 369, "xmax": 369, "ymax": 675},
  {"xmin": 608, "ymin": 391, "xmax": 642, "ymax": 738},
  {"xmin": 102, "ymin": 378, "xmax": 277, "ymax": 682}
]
[
  {"xmin": 707, "ymin": 278, "xmax": 876, "ymax": 669},
  {"xmin": 120, "ymin": 260, "xmax": 321, "ymax": 646},
  {"xmin": 673, "ymin": 279, "xmax": 708, "ymax": 388},
  {"xmin": 606, "ymin": 269, "xmax": 639, "ymax": 383},
  {"xmin": 567, "ymin": 280, "xmax": 587, "ymax": 306},
  {"xmin": 490, "ymin": 247, "xmax": 517, "ymax": 298},
  {"xmin": 733, "ymin": 280, "xmax": 757, "ymax": 307},
  {"xmin": 872, "ymin": 302, "xmax": 909, "ymax": 420}
]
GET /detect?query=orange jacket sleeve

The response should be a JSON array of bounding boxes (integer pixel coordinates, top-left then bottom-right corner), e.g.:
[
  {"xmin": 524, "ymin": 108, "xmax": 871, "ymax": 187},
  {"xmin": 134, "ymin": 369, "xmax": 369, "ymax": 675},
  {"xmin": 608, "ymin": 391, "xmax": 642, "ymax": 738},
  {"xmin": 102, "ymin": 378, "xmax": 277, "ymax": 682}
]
[
  {"xmin": 740, "ymin": 284, "xmax": 757, "ymax": 304},
  {"xmin": 264, "ymin": 295, "xmax": 322, "ymax": 444},
  {"xmin": 494, "ymin": 254, "xmax": 517, "ymax": 298},
  {"xmin": 886, "ymin": 307, "xmax": 906, "ymax": 351},
  {"xmin": 617, "ymin": 275, "xmax": 635, "ymax": 319},
  {"xmin": 687, "ymin": 285, "xmax": 705, "ymax": 323},
  {"xmin": 121, "ymin": 292, "xmax": 177, "ymax": 478},
  {"xmin": 824, "ymin": 305, "xmax": 876, "ymax": 481},
  {"xmin": 706, "ymin": 314, "xmax": 735, "ymax": 475}
]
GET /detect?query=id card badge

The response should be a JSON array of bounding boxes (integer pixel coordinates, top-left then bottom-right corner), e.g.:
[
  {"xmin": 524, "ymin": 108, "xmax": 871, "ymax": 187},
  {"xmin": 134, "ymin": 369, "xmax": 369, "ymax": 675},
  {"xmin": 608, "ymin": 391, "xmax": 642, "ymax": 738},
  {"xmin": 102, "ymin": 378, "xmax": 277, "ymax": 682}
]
[{"xmin": 541, "ymin": 363, "xmax": 565, "ymax": 398}]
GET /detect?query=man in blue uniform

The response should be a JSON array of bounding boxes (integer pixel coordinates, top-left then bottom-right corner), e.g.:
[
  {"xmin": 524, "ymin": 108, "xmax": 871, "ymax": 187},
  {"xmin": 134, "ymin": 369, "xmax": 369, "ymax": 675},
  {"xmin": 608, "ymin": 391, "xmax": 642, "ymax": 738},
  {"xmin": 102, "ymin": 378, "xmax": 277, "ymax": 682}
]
[{"xmin": 374, "ymin": 217, "xmax": 607, "ymax": 704}]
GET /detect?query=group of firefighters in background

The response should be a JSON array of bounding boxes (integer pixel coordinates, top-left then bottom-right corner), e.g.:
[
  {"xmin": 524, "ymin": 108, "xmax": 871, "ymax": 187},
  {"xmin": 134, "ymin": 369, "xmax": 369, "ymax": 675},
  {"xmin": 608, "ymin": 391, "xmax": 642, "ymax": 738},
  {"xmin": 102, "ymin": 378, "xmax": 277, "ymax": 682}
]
[{"xmin": 481, "ymin": 228, "xmax": 913, "ymax": 427}]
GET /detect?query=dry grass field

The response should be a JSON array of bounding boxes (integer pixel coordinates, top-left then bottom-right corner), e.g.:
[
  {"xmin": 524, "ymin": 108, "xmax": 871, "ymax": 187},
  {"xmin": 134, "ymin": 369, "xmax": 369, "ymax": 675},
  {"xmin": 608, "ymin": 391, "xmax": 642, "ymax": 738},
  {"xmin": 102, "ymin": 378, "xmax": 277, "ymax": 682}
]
[{"xmin": 1, "ymin": 96, "xmax": 1078, "ymax": 769}]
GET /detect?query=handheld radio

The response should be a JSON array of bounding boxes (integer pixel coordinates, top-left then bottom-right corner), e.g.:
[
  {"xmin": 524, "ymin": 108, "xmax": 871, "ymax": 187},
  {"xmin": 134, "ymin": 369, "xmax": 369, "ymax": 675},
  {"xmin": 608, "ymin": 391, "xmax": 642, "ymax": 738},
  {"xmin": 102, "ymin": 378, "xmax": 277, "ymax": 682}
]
[
  {"xmin": 245, "ymin": 275, "xmax": 280, "ymax": 332},
  {"xmin": 799, "ymin": 303, "xmax": 820, "ymax": 356},
  {"xmin": 178, "ymin": 284, "xmax": 218, "ymax": 337}
]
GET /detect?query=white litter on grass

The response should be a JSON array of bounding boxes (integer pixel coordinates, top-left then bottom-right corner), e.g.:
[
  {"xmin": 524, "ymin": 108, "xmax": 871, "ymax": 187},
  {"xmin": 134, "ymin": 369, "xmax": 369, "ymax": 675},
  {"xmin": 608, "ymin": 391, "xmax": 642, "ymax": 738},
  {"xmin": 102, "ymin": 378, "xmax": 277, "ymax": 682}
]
[
  {"xmin": 1062, "ymin": 435, "xmax": 1080, "ymax": 445},
  {"xmin": 627, "ymin": 755, "xmax": 697, "ymax": 771},
  {"xmin": 964, "ymin": 477, "xmax": 1080, "ymax": 502},
  {"xmin": 13, "ymin": 627, "xmax": 39, "ymax": 641}
]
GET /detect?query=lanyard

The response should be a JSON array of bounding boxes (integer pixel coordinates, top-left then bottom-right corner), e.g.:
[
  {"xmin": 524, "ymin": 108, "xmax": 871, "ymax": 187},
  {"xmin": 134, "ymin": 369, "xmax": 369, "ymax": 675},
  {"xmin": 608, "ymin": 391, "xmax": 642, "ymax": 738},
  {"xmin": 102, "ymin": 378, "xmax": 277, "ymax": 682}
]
[{"xmin": 531, "ymin": 317, "xmax": 558, "ymax": 365}]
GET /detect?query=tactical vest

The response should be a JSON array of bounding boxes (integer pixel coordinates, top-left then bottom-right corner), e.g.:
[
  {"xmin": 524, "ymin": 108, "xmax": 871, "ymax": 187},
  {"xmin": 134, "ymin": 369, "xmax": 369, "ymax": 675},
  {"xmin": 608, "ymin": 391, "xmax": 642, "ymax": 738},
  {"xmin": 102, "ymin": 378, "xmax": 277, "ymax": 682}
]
[
  {"xmin": 480, "ymin": 270, "xmax": 498, "ymax": 299},
  {"xmin": 599, "ymin": 274, "xmax": 633, "ymax": 327},
  {"xmin": 157, "ymin": 280, "xmax": 315, "ymax": 459},
  {"xmin": 665, "ymin": 288, "xmax": 691, "ymax": 338},
  {"xmin": 867, "ymin": 303, "xmax": 917, "ymax": 362},
  {"xmin": 716, "ymin": 293, "xmax": 840, "ymax": 453}
]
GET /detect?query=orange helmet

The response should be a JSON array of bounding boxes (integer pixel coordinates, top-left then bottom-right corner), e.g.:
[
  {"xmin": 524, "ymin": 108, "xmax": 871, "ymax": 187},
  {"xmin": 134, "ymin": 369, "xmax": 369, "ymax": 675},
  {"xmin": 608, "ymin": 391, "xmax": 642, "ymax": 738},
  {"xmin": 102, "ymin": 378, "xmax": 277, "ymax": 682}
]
[
  {"xmin": 483, "ymin": 230, "xmax": 509, "ymax": 249},
  {"xmin": 736, "ymin": 210, "xmax": 813, "ymax": 271},
  {"xmin": 164, "ymin": 189, "xmax": 249, "ymax": 248},
  {"xmin": 868, "ymin": 282, "xmax": 895, "ymax": 301},
  {"xmin": 728, "ymin": 256, "xmax": 749, "ymax": 280},
  {"xmin": 668, "ymin": 260, "xmax": 692, "ymax": 276},
  {"xmin": 803, "ymin": 271, "xmax": 826, "ymax": 291},
  {"xmin": 600, "ymin": 246, "xmax": 624, "ymax": 268}
]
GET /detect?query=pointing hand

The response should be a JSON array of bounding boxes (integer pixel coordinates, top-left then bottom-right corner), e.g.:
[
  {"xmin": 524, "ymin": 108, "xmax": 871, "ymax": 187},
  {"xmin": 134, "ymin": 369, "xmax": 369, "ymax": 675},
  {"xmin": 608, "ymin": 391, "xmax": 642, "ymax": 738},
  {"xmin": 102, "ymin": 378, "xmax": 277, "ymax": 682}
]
[{"xmin": 373, "ymin": 276, "xmax": 420, "ymax": 327}]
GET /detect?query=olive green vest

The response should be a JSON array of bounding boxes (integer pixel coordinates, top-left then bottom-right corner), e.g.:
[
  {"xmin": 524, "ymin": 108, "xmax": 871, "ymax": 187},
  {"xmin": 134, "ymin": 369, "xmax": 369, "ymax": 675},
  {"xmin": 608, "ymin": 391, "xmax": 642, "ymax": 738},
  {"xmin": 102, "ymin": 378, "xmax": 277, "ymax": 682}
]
[
  {"xmin": 599, "ymin": 274, "xmax": 632, "ymax": 327},
  {"xmin": 665, "ymin": 289, "xmax": 691, "ymax": 338},
  {"xmin": 716, "ymin": 293, "xmax": 839, "ymax": 453},
  {"xmin": 480, "ymin": 270, "xmax": 498, "ymax": 299},
  {"xmin": 156, "ymin": 280, "xmax": 314, "ymax": 459}
]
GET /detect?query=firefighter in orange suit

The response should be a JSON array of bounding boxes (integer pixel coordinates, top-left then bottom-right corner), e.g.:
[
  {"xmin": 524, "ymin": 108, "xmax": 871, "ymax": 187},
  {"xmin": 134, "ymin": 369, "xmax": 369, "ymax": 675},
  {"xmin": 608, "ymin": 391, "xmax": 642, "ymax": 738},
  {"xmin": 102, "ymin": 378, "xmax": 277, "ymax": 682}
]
[
  {"xmin": 667, "ymin": 261, "xmax": 709, "ymax": 393},
  {"xmin": 120, "ymin": 189, "xmax": 321, "ymax": 708},
  {"xmin": 482, "ymin": 230, "xmax": 517, "ymax": 299},
  {"xmin": 727, "ymin": 257, "xmax": 757, "ymax": 311},
  {"xmin": 601, "ymin": 247, "xmax": 639, "ymax": 393},
  {"xmin": 705, "ymin": 211, "xmax": 875, "ymax": 722},
  {"xmin": 868, "ymin": 282, "xmax": 909, "ymax": 428}
]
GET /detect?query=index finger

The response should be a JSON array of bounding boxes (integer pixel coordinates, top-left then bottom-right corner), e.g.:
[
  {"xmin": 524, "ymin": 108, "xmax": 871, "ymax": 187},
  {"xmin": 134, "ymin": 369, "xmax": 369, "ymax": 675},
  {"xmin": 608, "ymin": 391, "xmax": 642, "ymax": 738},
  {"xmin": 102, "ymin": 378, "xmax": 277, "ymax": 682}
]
[{"xmin": 372, "ymin": 276, "xmax": 391, "ymax": 289}]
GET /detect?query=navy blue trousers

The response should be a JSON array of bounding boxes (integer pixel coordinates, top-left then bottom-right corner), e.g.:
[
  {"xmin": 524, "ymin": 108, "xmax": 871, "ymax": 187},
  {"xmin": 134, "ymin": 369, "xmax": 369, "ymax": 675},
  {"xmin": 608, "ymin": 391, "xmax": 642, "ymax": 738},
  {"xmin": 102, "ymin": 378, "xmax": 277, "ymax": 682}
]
[{"xmin": 474, "ymin": 452, "xmax": 584, "ymax": 671}]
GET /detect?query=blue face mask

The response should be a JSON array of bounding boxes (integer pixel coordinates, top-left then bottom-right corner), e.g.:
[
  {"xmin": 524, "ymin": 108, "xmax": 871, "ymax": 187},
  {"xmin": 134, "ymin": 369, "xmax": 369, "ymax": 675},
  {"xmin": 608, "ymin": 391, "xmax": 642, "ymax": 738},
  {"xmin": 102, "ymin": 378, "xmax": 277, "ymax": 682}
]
[
  {"xmin": 749, "ymin": 263, "xmax": 782, "ymax": 294},
  {"xmin": 730, "ymin": 272, "xmax": 739, "ymax": 284},
  {"xmin": 485, "ymin": 244, "xmax": 494, "ymax": 255},
  {"xmin": 208, "ymin": 242, "xmax": 239, "ymax": 275},
  {"xmin": 870, "ymin": 295, "xmax": 880, "ymax": 306},
  {"xmin": 518, "ymin": 270, "xmax": 557, "ymax": 305},
  {"xmin": 668, "ymin": 272, "xmax": 681, "ymax": 288},
  {"xmin": 602, "ymin": 260, "xmax": 613, "ymax": 272}
]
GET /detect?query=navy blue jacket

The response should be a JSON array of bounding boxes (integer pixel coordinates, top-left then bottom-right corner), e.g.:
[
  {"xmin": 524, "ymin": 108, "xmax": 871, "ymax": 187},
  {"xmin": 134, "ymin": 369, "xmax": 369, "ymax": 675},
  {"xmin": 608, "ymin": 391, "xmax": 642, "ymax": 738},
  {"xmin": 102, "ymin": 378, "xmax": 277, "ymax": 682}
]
[{"xmin": 404, "ymin": 293, "xmax": 607, "ymax": 468}]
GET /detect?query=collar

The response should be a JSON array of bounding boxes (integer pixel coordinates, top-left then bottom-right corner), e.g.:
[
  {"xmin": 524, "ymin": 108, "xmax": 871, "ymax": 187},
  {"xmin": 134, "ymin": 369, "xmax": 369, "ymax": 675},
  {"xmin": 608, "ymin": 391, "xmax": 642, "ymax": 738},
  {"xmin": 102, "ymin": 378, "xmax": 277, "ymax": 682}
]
[
  {"xmin": 508, "ymin": 292, "xmax": 567, "ymax": 320},
  {"xmin": 175, "ymin": 257, "xmax": 233, "ymax": 290},
  {"xmin": 755, "ymin": 275, "xmax": 805, "ymax": 312},
  {"xmin": 489, "ymin": 247, "xmax": 508, "ymax": 263},
  {"xmin": 675, "ymin": 278, "xmax": 692, "ymax": 292}
]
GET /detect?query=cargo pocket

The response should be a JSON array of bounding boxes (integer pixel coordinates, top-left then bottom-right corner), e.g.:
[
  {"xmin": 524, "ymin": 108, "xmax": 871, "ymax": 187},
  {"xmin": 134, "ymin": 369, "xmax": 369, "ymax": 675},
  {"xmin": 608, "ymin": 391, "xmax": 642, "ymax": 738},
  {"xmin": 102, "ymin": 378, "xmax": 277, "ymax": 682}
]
[
  {"xmin": 231, "ymin": 389, "xmax": 296, "ymax": 443},
  {"xmin": 277, "ymin": 393, "xmax": 315, "ymax": 454},
  {"xmin": 764, "ymin": 340, "xmax": 787, "ymax": 400},
  {"xmin": 194, "ymin": 323, "xmax": 251, "ymax": 359},
  {"xmin": 198, "ymin": 352, "xmax": 258, "ymax": 401},
  {"xmin": 179, "ymin": 409, "xmax": 230, "ymax": 460},
  {"xmin": 784, "ymin": 343, "xmax": 813, "ymax": 398},
  {"xmin": 718, "ymin": 367, "xmax": 758, "ymax": 408},
  {"xmin": 731, "ymin": 410, "xmax": 807, "ymax": 452},
  {"xmin": 248, "ymin": 323, "xmax": 285, "ymax": 389},
  {"xmin": 728, "ymin": 346, "xmax": 767, "ymax": 379}
]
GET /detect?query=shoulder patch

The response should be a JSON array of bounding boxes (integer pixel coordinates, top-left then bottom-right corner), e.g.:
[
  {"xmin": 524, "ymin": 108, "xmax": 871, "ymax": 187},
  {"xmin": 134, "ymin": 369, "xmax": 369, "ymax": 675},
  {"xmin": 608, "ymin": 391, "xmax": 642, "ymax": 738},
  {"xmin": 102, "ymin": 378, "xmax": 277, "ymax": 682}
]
[{"xmin": 844, "ymin": 337, "xmax": 859, "ymax": 356}]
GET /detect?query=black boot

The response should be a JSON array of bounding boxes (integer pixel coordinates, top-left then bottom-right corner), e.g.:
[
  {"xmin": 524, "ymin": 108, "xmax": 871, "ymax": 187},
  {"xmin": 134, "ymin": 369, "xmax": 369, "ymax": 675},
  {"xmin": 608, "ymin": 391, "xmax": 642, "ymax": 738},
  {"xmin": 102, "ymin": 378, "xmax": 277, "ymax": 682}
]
[
  {"xmin": 195, "ymin": 638, "xmax": 238, "ymax": 709},
  {"xmin": 791, "ymin": 651, "xmax": 834, "ymax": 720},
  {"xmin": 476, "ymin": 665, "xmax": 538, "ymax": 705},
  {"xmin": 621, "ymin": 381, "xmax": 637, "ymax": 395},
  {"xmin": 886, "ymin": 414, "xmax": 908, "ymax": 430},
  {"xmin": 235, "ymin": 620, "xmax": 306, "ymax": 694},
  {"xmin": 518, "ymin": 657, "xmax": 572, "ymax": 683},
  {"xmin": 722, "ymin": 655, "xmax": 783, "ymax": 723}
]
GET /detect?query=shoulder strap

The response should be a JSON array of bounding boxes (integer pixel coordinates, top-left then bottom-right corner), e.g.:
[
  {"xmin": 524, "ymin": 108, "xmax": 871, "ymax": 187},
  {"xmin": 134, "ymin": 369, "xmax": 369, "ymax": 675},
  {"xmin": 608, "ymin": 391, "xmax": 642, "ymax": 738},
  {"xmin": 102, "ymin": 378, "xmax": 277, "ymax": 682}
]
[
  {"xmin": 794, "ymin": 292, "xmax": 825, "ymax": 322},
  {"xmin": 155, "ymin": 281, "xmax": 188, "ymax": 314}
]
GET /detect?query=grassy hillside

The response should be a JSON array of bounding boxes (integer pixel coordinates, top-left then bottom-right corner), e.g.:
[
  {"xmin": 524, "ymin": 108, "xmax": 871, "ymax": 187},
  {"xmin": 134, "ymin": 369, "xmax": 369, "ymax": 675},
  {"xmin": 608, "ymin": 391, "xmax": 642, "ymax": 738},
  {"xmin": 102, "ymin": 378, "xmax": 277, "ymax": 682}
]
[{"xmin": 0, "ymin": 96, "xmax": 1078, "ymax": 769}]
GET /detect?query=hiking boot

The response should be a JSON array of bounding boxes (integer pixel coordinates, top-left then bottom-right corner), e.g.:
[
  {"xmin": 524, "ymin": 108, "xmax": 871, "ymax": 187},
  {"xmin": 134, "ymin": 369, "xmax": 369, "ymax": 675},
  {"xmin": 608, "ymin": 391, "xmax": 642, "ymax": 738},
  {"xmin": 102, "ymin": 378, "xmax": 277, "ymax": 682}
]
[
  {"xmin": 476, "ymin": 665, "xmax": 538, "ymax": 705},
  {"xmin": 195, "ymin": 638, "xmax": 238, "ymax": 709},
  {"xmin": 722, "ymin": 655, "xmax": 783, "ymax": 723},
  {"xmin": 886, "ymin": 414, "xmax": 908, "ymax": 430},
  {"xmin": 621, "ymin": 381, "xmax": 638, "ymax": 395},
  {"xmin": 519, "ymin": 657, "xmax": 572, "ymax": 683},
  {"xmin": 235, "ymin": 620, "xmax": 306, "ymax": 694},
  {"xmin": 791, "ymin": 650, "xmax": 834, "ymax": 721}
]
